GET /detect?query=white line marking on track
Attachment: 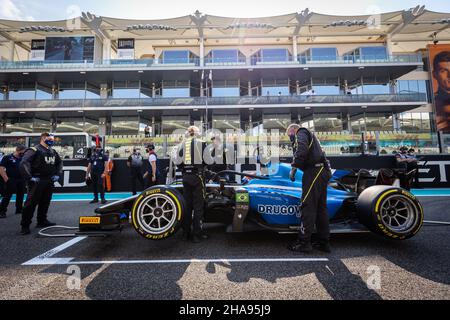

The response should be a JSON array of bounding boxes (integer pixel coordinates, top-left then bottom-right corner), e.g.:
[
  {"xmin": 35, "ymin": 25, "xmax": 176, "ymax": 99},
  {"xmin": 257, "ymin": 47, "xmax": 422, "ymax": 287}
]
[
  {"xmin": 22, "ymin": 237, "xmax": 328, "ymax": 266},
  {"xmin": 22, "ymin": 236, "xmax": 87, "ymax": 266}
]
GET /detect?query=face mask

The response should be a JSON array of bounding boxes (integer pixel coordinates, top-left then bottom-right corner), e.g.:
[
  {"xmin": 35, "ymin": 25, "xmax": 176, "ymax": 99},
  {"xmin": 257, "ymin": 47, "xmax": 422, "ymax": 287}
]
[{"xmin": 45, "ymin": 139, "xmax": 54, "ymax": 146}]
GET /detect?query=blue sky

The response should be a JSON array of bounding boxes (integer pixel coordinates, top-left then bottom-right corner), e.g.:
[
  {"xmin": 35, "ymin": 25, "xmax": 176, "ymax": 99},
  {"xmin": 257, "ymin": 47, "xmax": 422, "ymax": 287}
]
[{"xmin": 0, "ymin": 0, "xmax": 448, "ymax": 21}]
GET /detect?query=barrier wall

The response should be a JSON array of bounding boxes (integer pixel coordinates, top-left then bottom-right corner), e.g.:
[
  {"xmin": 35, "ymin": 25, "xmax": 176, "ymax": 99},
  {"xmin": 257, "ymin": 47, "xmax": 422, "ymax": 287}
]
[{"xmin": 56, "ymin": 154, "xmax": 450, "ymax": 193}]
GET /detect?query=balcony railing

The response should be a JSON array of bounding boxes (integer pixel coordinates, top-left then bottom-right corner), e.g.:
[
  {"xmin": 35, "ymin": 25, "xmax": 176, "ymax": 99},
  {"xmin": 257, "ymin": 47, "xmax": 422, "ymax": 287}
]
[
  {"xmin": 0, "ymin": 93, "xmax": 427, "ymax": 109},
  {"xmin": 0, "ymin": 53, "xmax": 422, "ymax": 71}
]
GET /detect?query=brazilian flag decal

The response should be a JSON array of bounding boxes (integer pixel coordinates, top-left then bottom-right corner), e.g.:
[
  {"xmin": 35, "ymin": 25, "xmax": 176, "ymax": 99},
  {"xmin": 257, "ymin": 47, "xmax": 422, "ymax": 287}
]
[{"xmin": 236, "ymin": 193, "xmax": 249, "ymax": 203}]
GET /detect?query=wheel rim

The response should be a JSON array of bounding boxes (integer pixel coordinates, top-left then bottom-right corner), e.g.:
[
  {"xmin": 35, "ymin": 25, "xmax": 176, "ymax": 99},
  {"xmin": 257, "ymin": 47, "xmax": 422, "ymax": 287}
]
[
  {"xmin": 379, "ymin": 194, "xmax": 418, "ymax": 234},
  {"xmin": 136, "ymin": 194, "xmax": 177, "ymax": 234}
]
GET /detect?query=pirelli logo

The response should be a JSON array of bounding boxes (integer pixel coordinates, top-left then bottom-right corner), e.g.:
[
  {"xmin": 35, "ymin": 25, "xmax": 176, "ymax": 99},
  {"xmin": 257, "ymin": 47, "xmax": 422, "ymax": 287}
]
[{"xmin": 79, "ymin": 217, "xmax": 101, "ymax": 225}]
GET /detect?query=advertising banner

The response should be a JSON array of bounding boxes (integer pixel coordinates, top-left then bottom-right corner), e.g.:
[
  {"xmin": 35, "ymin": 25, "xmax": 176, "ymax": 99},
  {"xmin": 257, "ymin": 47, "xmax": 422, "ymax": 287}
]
[
  {"xmin": 428, "ymin": 44, "xmax": 450, "ymax": 132},
  {"xmin": 45, "ymin": 36, "xmax": 95, "ymax": 61}
]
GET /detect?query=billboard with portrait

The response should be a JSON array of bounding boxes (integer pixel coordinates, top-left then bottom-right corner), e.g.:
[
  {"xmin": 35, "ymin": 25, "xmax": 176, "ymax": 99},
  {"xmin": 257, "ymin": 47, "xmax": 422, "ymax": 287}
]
[
  {"xmin": 428, "ymin": 44, "xmax": 450, "ymax": 132},
  {"xmin": 45, "ymin": 36, "xmax": 95, "ymax": 61}
]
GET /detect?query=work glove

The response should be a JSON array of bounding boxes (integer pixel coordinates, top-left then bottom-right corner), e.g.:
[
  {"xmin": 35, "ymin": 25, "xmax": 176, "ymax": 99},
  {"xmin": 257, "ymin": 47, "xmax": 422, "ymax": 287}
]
[
  {"xmin": 51, "ymin": 175, "xmax": 60, "ymax": 183},
  {"xmin": 289, "ymin": 167, "xmax": 298, "ymax": 182},
  {"xmin": 30, "ymin": 177, "xmax": 40, "ymax": 184}
]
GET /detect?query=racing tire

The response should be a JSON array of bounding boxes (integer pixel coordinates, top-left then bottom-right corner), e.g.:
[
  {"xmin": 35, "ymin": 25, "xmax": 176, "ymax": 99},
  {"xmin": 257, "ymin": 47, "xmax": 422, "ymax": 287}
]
[
  {"xmin": 356, "ymin": 185, "xmax": 423, "ymax": 240},
  {"xmin": 131, "ymin": 186, "xmax": 186, "ymax": 240}
]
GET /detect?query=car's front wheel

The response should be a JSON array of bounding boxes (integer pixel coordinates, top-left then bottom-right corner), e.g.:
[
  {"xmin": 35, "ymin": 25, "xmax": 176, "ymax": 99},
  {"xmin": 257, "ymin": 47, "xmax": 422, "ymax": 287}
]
[
  {"xmin": 131, "ymin": 186, "xmax": 185, "ymax": 240},
  {"xmin": 356, "ymin": 185, "xmax": 423, "ymax": 240}
]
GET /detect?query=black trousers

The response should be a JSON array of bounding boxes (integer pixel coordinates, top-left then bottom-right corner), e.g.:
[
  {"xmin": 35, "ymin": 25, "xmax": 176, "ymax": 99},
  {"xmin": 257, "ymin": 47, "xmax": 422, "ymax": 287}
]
[
  {"xmin": 145, "ymin": 175, "xmax": 160, "ymax": 189},
  {"xmin": 21, "ymin": 179, "xmax": 54, "ymax": 227},
  {"xmin": 298, "ymin": 166, "xmax": 332, "ymax": 243},
  {"xmin": 0, "ymin": 178, "xmax": 25, "ymax": 214},
  {"xmin": 91, "ymin": 172, "xmax": 105, "ymax": 200},
  {"xmin": 182, "ymin": 173, "xmax": 205, "ymax": 235},
  {"xmin": 130, "ymin": 167, "xmax": 145, "ymax": 195}
]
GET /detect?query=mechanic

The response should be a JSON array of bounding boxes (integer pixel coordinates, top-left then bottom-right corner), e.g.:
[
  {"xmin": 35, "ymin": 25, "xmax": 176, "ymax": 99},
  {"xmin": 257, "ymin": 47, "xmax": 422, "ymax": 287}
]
[
  {"xmin": 286, "ymin": 123, "xmax": 332, "ymax": 253},
  {"xmin": 0, "ymin": 145, "xmax": 27, "ymax": 218},
  {"xmin": 127, "ymin": 148, "xmax": 145, "ymax": 195},
  {"xmin": 86, "ymin": 143, "xmax": 108, "ymax": 204},
  {"xmin": 143, "ymin": 144, "xmax": 160, "ymax": 187},
  {"xmin": 19, "ymin": 133, "xmax": 62, "ymax": 235},
  {"xmin": 178, "ymin": 126, "xmax": 208, "ymax": 243},
  {"xmin": 395, "ymin": 146, "xmax": 418, "ymax": 190},
  {"xmin": 206, "ymin": 136, "xmax": 232, "ymax": 182}
]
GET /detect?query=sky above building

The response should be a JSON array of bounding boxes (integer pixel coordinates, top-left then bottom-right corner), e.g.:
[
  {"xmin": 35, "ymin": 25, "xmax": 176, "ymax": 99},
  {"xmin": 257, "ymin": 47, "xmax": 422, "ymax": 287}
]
[{"xmin": 0, "ymin": 0, "xmax": 448, "ymax": 21}]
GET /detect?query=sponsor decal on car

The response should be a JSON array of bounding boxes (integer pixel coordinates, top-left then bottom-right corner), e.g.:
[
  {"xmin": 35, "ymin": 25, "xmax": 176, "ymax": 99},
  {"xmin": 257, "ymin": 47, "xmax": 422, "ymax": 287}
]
[{"xmin": 258, "ymin": 205, "xmax": 301, "ymax": 216}]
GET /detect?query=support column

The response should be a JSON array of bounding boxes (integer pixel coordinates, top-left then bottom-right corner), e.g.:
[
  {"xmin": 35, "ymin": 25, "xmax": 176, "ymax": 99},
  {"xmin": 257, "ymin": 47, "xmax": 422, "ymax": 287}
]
[
  {"xmin": 98, "ymin": 117, "xmax": 107, "ymax": 136},
  {"xmin": 52, "ymin": 84, "xmax": 59, "ymax": 100},
  {"xmin": 151, "ymin": 116, "xmax": 155, "ymax": 137},
  {"xmin": 385, "ymin": 34, "xmax": 393, "ymax": 57},
  {"xmin": 248, "ymin": 81, "xmax": 252, "ymax": 97},
  {"xmin": 9, "ymin": 41, "xmax": 15, "ymax": 61},
  {"xmin": 200, "ymin": 83, "xmax": 204, "ymax": 97},
  {"xmin": 292, "ymin": 36, "xmax": 298, "ymax": 62},
  {"xmin": 296, "ymin": 80, "xmax": 300, "ymax": 95},
  {"xmin": 152, "ymin": 83, "xmax": 156, "ymax": 98},
  {"xmin": 393, "ymin": 113, "xmax": 401, "ymax": 131},
  {"xmin": 102, "ymin": 38, "xmax": 112, "ymax": 62},
  {"xmin": 199, "ymin": 38, "xmax": 205, "ymax": 67},
  {"xmin": 100, "ymin": 84, "xmax": 108, "ymax": 99}
]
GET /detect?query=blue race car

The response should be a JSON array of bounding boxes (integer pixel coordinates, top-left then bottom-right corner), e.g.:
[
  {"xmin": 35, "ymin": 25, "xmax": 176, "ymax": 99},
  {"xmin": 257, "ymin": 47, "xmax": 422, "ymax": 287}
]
[{"xmin": 94, "ymin": 163, "xmax": 424, "ymax": 241}]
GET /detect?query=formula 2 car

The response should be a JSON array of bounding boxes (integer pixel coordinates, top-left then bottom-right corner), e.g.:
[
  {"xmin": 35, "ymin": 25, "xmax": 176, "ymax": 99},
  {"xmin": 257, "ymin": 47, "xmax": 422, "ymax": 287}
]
[{"xmin": 90, "ymin": 163, "xmax": 424, "ymax": 241}]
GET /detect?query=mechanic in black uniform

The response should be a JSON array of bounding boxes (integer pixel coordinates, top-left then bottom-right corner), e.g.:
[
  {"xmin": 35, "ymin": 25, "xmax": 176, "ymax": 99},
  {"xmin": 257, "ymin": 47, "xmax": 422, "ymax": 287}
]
[
  {"xmin": 206, "ymin": 135, "xmax": 232, "ymax": 182},
  {"xmin": 177, "ymin": 126, "xmax": 208, "ymax": 243},
  {"xmin": 19, "ymin": 133, "xmax": 62, "ymax": 235},
  {"xmin": 86, "ymin": 144, "xmax": 108, "ymax": 204},
  {"xmin": 286, "ymin": 123, "xmax": 332, "ymax": 253},
  {"xmin": 0, "ymin": 145, "xmax": 27, "ymax": 218}
]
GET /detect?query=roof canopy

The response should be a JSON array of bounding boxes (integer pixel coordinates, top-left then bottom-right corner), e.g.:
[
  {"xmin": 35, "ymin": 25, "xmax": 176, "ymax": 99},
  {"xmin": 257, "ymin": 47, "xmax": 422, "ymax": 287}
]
[{"xmin": 0, "ymin": 7, "xmax": 449, "ymax": 44}]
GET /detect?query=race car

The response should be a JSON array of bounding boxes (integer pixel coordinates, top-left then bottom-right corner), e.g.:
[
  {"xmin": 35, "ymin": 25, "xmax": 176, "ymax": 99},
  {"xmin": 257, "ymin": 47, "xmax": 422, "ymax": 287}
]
[{"xmin": 91, "ymin": 163, "xmax": 424, "ymax": 241}]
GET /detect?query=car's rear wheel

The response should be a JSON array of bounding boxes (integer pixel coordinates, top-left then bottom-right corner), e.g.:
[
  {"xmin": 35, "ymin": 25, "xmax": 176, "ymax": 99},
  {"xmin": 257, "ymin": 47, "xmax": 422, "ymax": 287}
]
[
  {"xmin": 131, "ymin": 186, "xmax": 185, "ymax": 240},
  {"xmin": 356, "ymin": 185, "xmax": 423, "ymax": 240}
]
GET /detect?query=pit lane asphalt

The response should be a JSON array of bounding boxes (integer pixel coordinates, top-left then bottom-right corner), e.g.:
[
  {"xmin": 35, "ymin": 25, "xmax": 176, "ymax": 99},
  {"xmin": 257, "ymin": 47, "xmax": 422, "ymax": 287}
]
[{"xmin": 0, "ymin": 197, "xmax": 449, "ymax": 300}]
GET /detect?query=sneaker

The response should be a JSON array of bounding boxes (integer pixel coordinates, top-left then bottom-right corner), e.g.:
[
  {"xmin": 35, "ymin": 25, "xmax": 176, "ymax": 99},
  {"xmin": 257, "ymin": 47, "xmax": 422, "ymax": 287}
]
[
  {"xmin": 101, "ymin": 199, "xmax": 107, "ymax": 204},
  {"xmin": 20, "ymin": 226, "xmax": 31, "ymax": 235},
  {"xmin": 313, "ymin": 241, "xmax": 331, "ymax": 253},
  {"xmin": 90, "ymin": 199, "xmax": 99, "ymax": 204},
  {"xmin": 287, "ymin": 240, "xmax": 313, "ymax": 253},
  {"xmin": 0, "ymin": 212, "xmax": 6, "ymax": 219},
  {"xmin": 36, "ymin": 220, "xmax": 57, "ymax": 228}
]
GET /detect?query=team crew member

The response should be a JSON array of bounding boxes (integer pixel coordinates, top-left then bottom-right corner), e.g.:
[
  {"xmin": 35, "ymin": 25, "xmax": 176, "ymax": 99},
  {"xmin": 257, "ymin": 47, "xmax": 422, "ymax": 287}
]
[
  {"xmin": 0, "ymin": 145, "xmax": 27, "ymax": 218},
  {"xmin": 206, "ymin": 136, "xmax": 232, "ymax": 182},
  {"xmin": 86, "ymin": 144, "xmax": 108, "ymax": 204},
  {"xmin": 178, "ymin": 126, "xmax": 208, "ymax": 243},
  {"xmin": 19, "ymin": 133, "xmax": 62, "ymax": 235},
  {"xmin": 143, "ymin": 144, "xmax": 160, "ymax": 187},
  {"xmin": 395, "ymin": 146, "xmax": 418, "ymax": 190},
  {"xmin": 286, "ymin": 124, "xmax": 332, "ymax": 253},
  {"xmin": 128, "ymin": 148, "xmax": 145, "ymax": 195},
  {"xmin": 103, "ymin": 150, "xmax": 114, "ymax": 192}
]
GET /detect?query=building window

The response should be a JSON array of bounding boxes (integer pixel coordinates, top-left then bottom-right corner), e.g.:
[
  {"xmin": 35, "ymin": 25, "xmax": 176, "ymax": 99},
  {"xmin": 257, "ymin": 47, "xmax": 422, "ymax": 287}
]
[
  {"xmin": 162, "ymin": 80, "xmax": 190, "ymax": 98},
  {"xmin": 252, "ymin": 49, "xmax": 291, "ymax": 64},
  {"xmin": 263, "ymin": 114, "xmax": 290, "ymax": 131},
  {"xmin": 206, "ymin": 49, "xmax": 245, "ymax": 63},
  {"xmin": 112, "ymin": 81, "xmax": 140, "ymax": 99},
  {"xmin": 5, "ymin": 118, "xmax": 33, "ymax": 133},
  {"xmin": 313, "ymin": 113, "xmax": 343, "ymax": 132},
  {"xmin": 58, "ymin": 82, "xmax": 87, "ymax": 100},
  {"xmin": 312, "ymin": 77, "xmax": 339, "ymax": 95},
  {"xmin": 212, "ymin": 114, "xmax": 241, "ymax": 132},
  {"xmin": 161, "ymin": 50, "xmax": 197, "ymax": 64},
  {"xmin": 161, "ymin": 116, "xmax": 190, "ymax": 135},
  {"xmin": 8, "ymin": 83, "xmax": 35, "ymax": 100},
  {"xmin": 56, "ymin": 118, "xmax": 85, "ymax": 132},
  {"xmin": 36, "ymin": 83, "xmax": 53, "ymax": 100},
  {"xmin": 111, "ymin": 116, "xmax": 139, "ymax": 135},
  {"xmin": 300, "ymin": 47, "xmax": 337, "ymax": 62}
]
